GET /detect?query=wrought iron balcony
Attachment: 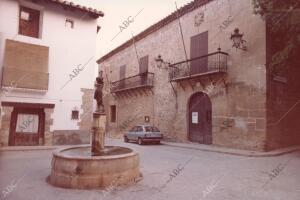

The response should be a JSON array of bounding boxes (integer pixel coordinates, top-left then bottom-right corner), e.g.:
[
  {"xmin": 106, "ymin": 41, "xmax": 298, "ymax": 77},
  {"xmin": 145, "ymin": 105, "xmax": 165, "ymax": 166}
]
[
  {"xmin": 169, "ymin": 51, "xmax": 228, "ymax": 81},
  {"xmin": 111, "ymin": 72, "xmax": 154, "ymax": 93}
]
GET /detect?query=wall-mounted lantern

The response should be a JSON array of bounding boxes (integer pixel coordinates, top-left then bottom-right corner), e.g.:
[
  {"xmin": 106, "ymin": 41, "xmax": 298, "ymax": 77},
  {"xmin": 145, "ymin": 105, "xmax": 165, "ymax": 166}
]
[
  {"xmin": 230, "ymin": 28, "xmax": 247, "ymax": 51},
  {"xmin": 155, "ymin": 55, "xmax": 178, "ymax": 71},
  {"xmin": 155, "ymin": 55, "xmax": 170, "ymax": 69}
]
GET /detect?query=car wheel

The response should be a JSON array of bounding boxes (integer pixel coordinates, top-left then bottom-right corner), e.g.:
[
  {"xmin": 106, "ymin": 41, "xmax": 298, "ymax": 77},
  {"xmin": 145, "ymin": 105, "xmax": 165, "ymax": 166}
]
[
  {"xmin": 124, "ymin": 136, "xmax": 129, "ymax": 143},
  {"xmin": 138, "ymin": 138, "xmax": 143, "ymax": 145}
]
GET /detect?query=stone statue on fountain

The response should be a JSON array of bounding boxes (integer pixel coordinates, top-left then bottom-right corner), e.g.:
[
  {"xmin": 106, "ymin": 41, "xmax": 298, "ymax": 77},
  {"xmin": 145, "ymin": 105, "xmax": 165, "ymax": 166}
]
[
  {"xmin": 92, "ymin": 71, "xmax": 106, "ymax": 155},
  {"xmin": 94, "ymin": 71, "xmax": 105, "ymax": 114}
]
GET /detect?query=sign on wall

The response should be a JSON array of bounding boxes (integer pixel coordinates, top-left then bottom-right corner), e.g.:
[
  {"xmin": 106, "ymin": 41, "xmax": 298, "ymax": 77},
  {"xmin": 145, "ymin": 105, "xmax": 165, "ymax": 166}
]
[{"xmin": 192, "ymin": 112, "xmax": 198, "ymax": 124}]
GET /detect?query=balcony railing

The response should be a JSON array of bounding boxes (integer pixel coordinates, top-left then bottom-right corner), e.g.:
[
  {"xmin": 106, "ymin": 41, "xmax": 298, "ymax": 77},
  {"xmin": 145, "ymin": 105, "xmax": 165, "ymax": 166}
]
[
  {"xmin": 111, "ymin": 72, "xmax": 154, "ymax": 93},
  {"xmin": 169, "ymin": 51, "xmax": 228, "ymax": 81}
]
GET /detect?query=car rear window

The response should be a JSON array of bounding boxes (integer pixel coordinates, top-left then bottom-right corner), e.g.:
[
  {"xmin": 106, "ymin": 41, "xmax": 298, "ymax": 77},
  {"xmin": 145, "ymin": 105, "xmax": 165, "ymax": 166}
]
[
  {"xmin": 137, "ymin": 126, "xmax": 143, "ymax": 132},
  {"xmin": 145, "ymin": 126, "xmax": 160, "ymax": 132}
]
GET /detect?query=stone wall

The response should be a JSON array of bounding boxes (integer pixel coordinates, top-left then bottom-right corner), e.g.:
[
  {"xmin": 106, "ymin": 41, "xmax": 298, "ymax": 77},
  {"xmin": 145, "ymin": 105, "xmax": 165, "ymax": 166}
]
[
  {"xmin": 266, "ymin": 10, "xmax": 300, "ymax": 150},
  {"xmin": 77, "ymin": 88, "xmax": 93, "ymax": 131},
  {"xmin": 52, "ymin": 130, "xmax": 90, "ymax": 145},
  {"xmin": 51, "ymin": 88, "xmax": 93, "ymax": 146},
  {"xmin": 44, "ymin": 108, "xmax": 54, "ymax": 146},
  {"xmin": 105, "ymin": 92, "xmax": 154, "ymax": 138},
  {"xmin": 211, "ymin": 82, "xmax": 266, "ymax": 151},
  {"xmin": 100, "ymin": 0, "xmax": 267, "ymax": 151},
  {"xmin": 0, "ymin": 106, "xmax": 13, "ymax": 146}
]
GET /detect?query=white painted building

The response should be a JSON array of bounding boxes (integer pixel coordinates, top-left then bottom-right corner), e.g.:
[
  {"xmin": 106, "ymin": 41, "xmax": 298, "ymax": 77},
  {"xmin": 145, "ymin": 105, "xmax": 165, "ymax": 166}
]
[{"xmin": 0, "ymin": 0, "xmax": 104, "ymax": 146}]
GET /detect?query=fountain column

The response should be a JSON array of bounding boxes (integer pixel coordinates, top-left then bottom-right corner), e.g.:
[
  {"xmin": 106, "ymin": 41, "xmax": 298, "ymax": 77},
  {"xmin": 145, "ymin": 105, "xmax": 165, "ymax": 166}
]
[{"xmin": 92, "ymin": 71, "xmax": 106, "ymax": 155}]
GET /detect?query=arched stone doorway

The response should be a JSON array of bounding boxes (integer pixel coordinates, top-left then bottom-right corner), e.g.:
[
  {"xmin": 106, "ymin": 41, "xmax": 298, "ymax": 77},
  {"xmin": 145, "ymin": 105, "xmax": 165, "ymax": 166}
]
[{"xmin": 188, "ymin": 92, "xmax": 212, "ymax": 144}]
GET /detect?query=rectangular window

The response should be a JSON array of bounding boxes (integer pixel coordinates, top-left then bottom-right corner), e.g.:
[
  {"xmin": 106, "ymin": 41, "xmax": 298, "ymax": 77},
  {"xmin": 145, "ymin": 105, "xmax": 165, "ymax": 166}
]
[
  {"xmin": 190, "ymin": 31, "xmax": 208, "ymax": 74},
  {"xmin": 139, "ymin": 55, "xmax": 149, "ymax": 74},
  {"xmin": 110, "ymin": 105, "xmax": 116, "ymax": 122},
  {"xmin": 71, "ymin": 110, "xmax": 79, "ymax": 120},
  {"xmin": 139, "ymin": 56, "xmax": 149, "ymax": 85},
  {"xmin": 119, "ymin": 65, "xmax": 126, "ymax": 89},
  {"xmin": 19, "ymin": 6, "xmax": 40, "ymax": 38},
  {"xmin": 119, "ymin": 65, "xmax": 126, "ymax": 80}
]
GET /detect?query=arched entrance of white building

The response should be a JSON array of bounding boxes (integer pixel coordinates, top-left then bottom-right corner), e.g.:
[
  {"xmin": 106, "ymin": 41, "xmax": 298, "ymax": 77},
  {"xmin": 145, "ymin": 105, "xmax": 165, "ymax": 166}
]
[{"xmin": 188, "ymin": 92, "xmax": 212, "ymax": 144}]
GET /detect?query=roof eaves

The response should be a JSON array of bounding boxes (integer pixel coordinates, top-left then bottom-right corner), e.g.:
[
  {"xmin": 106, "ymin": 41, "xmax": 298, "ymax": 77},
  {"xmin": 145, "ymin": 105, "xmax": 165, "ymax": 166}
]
[
  {"xmin": 48, "ymin": 0, "xmax": 104, "ymax": 18},
  {"xmin": 97, "ymin": 0, "xmax": 211, "ymax": 64}
]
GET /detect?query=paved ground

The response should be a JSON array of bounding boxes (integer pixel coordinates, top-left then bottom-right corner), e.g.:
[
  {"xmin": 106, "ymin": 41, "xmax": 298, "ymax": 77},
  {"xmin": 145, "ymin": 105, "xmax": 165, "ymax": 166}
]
[{"xmin": 0, "ymin": 138, "xmax": 300, "ymax": 200}]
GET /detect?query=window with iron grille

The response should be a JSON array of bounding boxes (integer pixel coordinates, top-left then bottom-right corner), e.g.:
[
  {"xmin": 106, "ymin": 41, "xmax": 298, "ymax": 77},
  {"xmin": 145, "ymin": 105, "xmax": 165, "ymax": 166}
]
[{"xmin": 71, "ymin": 110, "xmax": 79, "ymax": 120}]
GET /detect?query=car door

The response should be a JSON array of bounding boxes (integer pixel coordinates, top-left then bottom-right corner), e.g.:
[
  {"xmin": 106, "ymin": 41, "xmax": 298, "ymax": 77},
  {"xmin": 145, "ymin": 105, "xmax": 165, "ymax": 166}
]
[
  {"xmin": 135, "ymin": 126, "xmax": 144, "ymax": 140},
  {"xmin": 127, "ymin": 126, "xmax": 137, "ymax": 140}
]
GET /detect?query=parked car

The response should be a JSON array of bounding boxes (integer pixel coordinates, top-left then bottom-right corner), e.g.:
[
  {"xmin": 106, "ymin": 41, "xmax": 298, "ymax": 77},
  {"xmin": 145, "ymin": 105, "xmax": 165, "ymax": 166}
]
[{"xmin": 124, "ymin": 125, "xmax": 163, "ymax": 145}]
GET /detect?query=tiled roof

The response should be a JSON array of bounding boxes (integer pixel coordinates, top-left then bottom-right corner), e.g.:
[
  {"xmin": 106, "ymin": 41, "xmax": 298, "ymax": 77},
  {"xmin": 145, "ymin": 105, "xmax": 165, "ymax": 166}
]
[
  {"xmin": 48, "ymin": 0, "xmax": 104, "ymax": 18},
  {"xmin": 97, "ymin": 0, "xmax": 211, "ymax": 64}
]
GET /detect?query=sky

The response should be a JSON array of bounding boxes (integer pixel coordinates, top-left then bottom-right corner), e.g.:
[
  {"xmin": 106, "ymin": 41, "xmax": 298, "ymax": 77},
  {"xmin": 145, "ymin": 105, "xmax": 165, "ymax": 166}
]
[{"xmin": 71, "ymin": 0, "xmax": 193, "ymax": 60}]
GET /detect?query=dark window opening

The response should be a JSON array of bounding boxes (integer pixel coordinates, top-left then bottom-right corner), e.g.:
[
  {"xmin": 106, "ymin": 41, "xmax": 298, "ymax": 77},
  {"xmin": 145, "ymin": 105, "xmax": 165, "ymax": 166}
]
[
  {"xmin": 139, "ymin": 56, "xmax": 149, "ymax": 85},
  {"xmin": 71, "ymin": 110, "xmax": 79, "ymax": 120},
  {"xmin": 19, "ymin": 6, "xmax": 40, "ymax": 38},
  {"xmin": 139, "ymin": 55, "xmax": 149, "ymax": 74},
  {"xmin": 190, "ymin": 31, "xmax": 208, "ymax": 75},
  {"xmin": 110, "ymin": 105, "xmax": 116, "ymax": 122},
  {"xmin": 119, "ymin": 65, "xmax": 126, "ymax": 88}
]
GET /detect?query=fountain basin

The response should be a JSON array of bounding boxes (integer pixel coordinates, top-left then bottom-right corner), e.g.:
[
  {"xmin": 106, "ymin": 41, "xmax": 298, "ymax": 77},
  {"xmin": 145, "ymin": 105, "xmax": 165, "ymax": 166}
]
[{"xmin": 49, "ymin": 145, "xmax": 140, "ymax": 189}]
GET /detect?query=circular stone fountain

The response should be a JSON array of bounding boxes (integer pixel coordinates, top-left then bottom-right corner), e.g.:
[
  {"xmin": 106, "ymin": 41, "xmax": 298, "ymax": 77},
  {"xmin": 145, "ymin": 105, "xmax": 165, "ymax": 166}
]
[
  {"xmin": 48, "ymin": 72, "xmax": 140, "ymax": 189},
  {"xmin": 49, "ymin": 145, "xmax": 140, "ymax": 189}
]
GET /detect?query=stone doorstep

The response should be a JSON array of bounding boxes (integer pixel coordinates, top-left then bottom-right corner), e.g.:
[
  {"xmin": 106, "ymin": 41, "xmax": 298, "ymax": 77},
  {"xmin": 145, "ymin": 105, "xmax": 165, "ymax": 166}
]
[{"xmin": 161, "ymin": 142, "xmax": 300, "ymax": 157}]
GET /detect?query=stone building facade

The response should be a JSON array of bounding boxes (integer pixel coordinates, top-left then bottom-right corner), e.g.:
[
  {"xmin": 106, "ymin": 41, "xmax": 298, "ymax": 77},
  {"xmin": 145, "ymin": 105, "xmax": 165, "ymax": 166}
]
[{"xmin": 97, "ymin": 0, "xmax": 300, "ymax": 151}]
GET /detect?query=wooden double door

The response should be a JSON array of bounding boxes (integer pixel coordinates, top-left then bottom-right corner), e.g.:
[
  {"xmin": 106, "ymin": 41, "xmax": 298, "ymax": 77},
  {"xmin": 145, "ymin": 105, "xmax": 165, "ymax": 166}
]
[
  {"xmin": 9, "ymin": 108, "xmax": 45, "ymax": 146},
  {"xmin": 188, "ymin": 92, "xmax": 212, "ymax": 144}
]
